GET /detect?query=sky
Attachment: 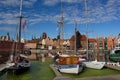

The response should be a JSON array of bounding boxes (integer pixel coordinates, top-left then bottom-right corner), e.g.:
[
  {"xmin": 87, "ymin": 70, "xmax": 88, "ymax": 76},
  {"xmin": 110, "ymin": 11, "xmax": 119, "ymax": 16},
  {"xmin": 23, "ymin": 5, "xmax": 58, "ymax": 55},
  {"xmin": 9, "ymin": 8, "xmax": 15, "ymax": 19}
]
[{"xmin": 0, "ymin": 0, "xmax": 120, "ymax": 40}]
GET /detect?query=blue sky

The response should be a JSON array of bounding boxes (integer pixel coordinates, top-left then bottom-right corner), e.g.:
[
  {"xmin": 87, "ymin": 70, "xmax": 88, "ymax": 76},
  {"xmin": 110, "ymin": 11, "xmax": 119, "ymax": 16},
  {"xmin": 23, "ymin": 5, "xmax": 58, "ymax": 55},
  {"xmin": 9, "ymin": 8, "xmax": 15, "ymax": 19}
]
[{"xmin": 0, "ymin": 0, "xmax": 120, "ymax": 40}]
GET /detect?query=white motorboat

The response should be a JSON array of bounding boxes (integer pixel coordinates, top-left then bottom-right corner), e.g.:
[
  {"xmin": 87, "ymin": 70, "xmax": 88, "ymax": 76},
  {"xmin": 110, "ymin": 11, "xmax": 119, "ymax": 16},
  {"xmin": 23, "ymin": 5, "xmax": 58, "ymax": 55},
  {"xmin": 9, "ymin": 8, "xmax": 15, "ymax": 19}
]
[{"xmin": 83, "ymin": 60, "xmax": 105, "ymax": 69}]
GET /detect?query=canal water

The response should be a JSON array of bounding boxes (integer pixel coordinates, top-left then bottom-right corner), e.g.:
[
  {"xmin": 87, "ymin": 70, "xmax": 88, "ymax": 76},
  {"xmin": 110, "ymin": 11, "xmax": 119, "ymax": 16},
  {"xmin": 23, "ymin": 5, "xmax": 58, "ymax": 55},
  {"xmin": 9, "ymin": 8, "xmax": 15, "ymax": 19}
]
[
  {"xmin": 0, "ymin": 58, "xmax": 120, "ymax": 80},
  {"xmin": 0, "ymin": 61, "xmax": 55, "ymax": 80}
]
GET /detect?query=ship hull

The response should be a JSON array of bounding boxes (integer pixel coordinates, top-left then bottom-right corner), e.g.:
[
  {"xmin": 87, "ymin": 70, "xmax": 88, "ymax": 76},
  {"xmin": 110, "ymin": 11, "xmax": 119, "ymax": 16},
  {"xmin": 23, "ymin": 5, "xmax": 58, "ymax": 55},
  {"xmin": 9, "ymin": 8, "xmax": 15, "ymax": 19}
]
[
  {"xmin": 57, "ymin": 64, "xmax": 83, "ymax": 74},
  {"xmin": 83, "ymin": 61, "xmax": 105, "ymax": 69}
]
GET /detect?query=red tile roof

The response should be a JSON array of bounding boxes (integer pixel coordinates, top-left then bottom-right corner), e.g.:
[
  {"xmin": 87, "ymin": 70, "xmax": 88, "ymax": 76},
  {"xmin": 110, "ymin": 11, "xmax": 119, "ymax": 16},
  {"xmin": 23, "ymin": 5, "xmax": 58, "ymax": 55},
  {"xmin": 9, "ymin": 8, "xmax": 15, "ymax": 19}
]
[
  {"xmin": 81, "ymin": 35, "xmax": 87, "ymax": 41},
  {"xmin": 88, "ymin": 38, "xmax": 96, "ymax": 42}
]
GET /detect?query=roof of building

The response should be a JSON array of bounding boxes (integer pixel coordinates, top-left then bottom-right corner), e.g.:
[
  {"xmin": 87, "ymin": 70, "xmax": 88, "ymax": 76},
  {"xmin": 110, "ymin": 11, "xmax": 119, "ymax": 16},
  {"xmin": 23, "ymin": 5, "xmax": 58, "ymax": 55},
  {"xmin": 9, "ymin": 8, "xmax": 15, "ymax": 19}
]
[
  {"xmin": 81, "ymin": 35, "xmax": 87, "ymax": 41},
  {"xmin": 88, "ymin": 38, "xmax": 96, "ymax": 42}
]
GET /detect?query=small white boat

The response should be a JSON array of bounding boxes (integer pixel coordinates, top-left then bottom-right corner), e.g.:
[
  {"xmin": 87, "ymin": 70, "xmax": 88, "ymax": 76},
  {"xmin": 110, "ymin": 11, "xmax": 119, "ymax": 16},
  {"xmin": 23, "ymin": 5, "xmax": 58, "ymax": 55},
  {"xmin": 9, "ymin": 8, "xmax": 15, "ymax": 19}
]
[{"xmin": 83, "ymin": 60, "xmax": 105, "ymax": 69}]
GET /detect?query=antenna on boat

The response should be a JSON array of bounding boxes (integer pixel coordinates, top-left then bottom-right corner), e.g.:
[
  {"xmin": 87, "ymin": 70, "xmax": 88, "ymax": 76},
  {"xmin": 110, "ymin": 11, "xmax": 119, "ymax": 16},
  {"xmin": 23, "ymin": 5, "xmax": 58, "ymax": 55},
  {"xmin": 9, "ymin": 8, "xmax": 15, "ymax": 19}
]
[{"xmin": 85, "ymin": 0, "xmax": 89, "ymax": 59}]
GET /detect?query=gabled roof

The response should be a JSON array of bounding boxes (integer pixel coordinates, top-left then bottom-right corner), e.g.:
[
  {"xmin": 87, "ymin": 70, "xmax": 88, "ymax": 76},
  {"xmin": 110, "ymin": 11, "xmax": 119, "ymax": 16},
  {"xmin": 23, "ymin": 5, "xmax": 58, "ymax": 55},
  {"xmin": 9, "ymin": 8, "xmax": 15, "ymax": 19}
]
[{"xmin": 70, "ymin": 35, "xmax": 75, "ymax": 41}]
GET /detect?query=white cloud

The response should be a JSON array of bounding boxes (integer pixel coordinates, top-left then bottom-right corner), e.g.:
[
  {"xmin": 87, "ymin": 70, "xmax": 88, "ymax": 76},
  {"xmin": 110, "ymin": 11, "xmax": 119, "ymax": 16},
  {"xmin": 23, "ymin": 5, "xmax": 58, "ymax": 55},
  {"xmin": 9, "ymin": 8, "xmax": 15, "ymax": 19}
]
[
  {"xmin": 0, "ymin": 0, "xmax": 19, "ymax": 7},
  {"xmin": 23, "ymin": 0, "xmax": 37, "ymax": 7},
  {"xmin": 43, "ymin": 0, "xmax": 58, "ymax": 6},
  {"xmin": 0, "ymin": 12, "xmax": 19, "ymax": 25},
  {"xmin": 62, "ymin": 0, "xmax": 82, "ymax": 3},
  {"xmin": 0, "ymin": 0, "xmax": 37, "ymax": 7},
  {"xmin": 0, "ymin": 27, "xmax": 16, "ymax": 32},
  {"xmin": 0, "ymin": 0, "xmax": 120, "ymax": 26},
  {"xmin": 43, "ymin": 0, "xmax": 82, "ymax": 6}
]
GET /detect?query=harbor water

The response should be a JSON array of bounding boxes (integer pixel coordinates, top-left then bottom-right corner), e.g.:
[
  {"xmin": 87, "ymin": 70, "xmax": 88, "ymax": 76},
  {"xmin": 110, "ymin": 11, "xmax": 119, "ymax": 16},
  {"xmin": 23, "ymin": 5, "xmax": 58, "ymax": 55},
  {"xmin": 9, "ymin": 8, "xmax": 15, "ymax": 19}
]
[
  {"xmin": 0, "ymin": 60, "xmax": 55, "ymax": 80},
  {"xmin": 0, "ymin": 54, "xmax": 120, "ymax": 80}
]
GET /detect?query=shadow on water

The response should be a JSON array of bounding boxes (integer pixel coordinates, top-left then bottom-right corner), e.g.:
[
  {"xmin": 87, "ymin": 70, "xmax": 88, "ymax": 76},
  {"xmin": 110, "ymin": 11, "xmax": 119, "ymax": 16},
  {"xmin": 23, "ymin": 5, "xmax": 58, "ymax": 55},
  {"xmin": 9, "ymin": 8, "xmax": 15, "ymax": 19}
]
[
  {"xmin": 0, "ymin": 70, "xmax": 7, "ymax": 80},
  {"xmin": 1, "ymin": 60, "xmax": 55, "ymax": 80}
]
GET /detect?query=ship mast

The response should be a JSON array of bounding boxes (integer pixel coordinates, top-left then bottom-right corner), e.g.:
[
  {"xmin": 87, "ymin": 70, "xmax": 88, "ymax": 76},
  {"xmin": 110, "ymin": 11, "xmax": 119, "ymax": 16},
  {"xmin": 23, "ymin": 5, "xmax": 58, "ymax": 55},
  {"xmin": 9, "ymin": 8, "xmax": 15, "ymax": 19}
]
[
  {"xmin": 74, "ymin": 20, "xmax": 77, "ymax": 54},
  {"xmin": 85, "ymin": 0, "xmax": 89, "ymax": 59},
  {"xmin": 57, "ymin": 0, "xmax": 64, "ymax": 52},
  {"xmin": 18, "ymin": 0, "xmax": 23, "ymax": 44},
  {"xmin": 59, "ymin": 0, "xmax": 64, "ymax": 39}
]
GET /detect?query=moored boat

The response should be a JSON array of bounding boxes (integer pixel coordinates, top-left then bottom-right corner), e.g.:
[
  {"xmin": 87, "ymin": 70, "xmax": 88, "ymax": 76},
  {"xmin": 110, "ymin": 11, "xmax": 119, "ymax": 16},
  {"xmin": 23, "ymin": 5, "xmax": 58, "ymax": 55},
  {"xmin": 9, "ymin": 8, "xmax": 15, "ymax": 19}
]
[
  {"xmin": 83, "ymin": 60, "xmax": 105, "ymax": 69},
  {"xmin": 7, "ymin": 0, "xmax": 31, "ymax": 74},
  {"xmin": 56, "ymin": 54, "xmax": 84, "ymax": 74},
  {"xmin": 54, "ymin": 19, "xmax": 84, "ymax": 74},
  {"xmin": 109, "ymin": 44, "xmax": 120, "ymax": 62}
]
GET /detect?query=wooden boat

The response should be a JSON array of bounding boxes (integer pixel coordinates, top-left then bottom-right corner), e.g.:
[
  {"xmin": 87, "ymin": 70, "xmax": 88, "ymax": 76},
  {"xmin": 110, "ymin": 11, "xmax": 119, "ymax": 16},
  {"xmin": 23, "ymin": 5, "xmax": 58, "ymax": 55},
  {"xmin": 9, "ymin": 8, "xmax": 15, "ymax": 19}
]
[
  {"xmin": 56, "ymin": 54, "xmax": 84, "ymax": 74},
  {"xmin": 55, "ymin": 19, "xmax": 84, "ymax": 74}
]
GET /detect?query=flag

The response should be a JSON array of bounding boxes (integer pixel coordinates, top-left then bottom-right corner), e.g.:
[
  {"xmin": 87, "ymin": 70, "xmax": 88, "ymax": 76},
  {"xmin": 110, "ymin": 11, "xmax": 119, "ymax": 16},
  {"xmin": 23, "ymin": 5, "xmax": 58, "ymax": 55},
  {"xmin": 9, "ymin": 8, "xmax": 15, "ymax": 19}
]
[{"xmin": 22, "ymin": 19, "xmax": 26, "ymax": 29}]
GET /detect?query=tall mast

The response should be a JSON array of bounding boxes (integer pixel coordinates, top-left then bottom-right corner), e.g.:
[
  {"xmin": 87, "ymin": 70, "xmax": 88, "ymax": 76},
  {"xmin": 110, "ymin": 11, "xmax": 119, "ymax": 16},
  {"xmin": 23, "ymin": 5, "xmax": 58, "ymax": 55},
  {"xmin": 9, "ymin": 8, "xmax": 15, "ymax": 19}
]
[
  {"xmin": 19, "ymin": 0, "xmax": 23, "ymax": 43},
  {"xmin": 74, "ymin": 20, "xmax": 77, "ymax": 54},
  {"xmin": 57, "ymin": 0, "xmax": 64, "ymax": 52},
  {"xmin": 60, "ymin": 0, "xmax": 64, "ymax": 39},
  {"xmin": 85, "ymin": 0, "xmax": 89, "ymax": 59}
]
